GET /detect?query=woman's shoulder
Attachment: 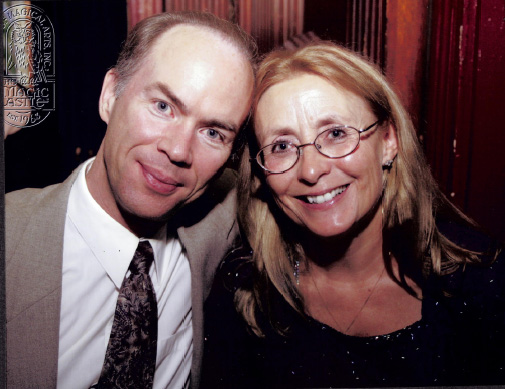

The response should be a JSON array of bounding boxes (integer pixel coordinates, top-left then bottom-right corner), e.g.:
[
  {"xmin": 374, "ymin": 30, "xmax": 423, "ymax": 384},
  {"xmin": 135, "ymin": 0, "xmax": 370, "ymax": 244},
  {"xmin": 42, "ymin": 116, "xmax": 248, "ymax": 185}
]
[
  {"xmin": 204, "ymin": 244, "xmax": 256, "ymax": 328},
  {"xmin": 425, "ymin": 217, "xmax": 504, "ymax": 312},
  {"xmin": 436, "ymin": 216, "xmax": 503, "ymax": 255},
  {"xmin": 426, "ymin": 218, "xmax": 505, "ymax": 319},
  {"xmin": 430, "ymin": 249, "xmax": 504, "ymax": 298},
  {"xmin": 441, "ymin": 250, "xmax": 505, "ymax": 302},
  {"xmin": 204, "ymin": 245, "xmax": 255, "ymax": 338},
  {"xmin": 214, "ymin": 245, "xmax": 255, "ymax": 293}
]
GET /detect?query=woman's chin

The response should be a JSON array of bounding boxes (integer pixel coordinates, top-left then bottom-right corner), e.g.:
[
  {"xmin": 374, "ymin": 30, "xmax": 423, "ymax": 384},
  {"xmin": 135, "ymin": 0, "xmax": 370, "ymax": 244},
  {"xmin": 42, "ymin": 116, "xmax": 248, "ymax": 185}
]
[{"xmin": 290, "ymin": 217, "xmax": 354, "ymax": 240}]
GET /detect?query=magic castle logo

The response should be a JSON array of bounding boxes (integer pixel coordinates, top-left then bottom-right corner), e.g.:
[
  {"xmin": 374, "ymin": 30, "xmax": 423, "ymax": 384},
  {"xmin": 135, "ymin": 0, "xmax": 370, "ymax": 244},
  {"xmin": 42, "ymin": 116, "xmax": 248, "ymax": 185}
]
[{"xmin": 3, "ymin": 3, "xmax": 55, "ymax": 128}]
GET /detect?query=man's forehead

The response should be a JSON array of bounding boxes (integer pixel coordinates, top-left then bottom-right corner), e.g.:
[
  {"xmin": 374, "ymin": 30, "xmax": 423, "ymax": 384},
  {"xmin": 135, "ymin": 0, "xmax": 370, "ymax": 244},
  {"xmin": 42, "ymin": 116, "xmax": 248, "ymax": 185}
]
[{"xmin": 151, "ymin": 24, "xmax": 233, "ymax": 56}]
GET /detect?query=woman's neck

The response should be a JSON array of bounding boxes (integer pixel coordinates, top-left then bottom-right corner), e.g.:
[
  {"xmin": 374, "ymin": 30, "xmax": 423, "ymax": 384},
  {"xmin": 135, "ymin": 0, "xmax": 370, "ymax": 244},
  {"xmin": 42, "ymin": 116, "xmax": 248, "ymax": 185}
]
[{"xmin": 300, "ymin": 205, "xmax": 385, "ymax": 281}]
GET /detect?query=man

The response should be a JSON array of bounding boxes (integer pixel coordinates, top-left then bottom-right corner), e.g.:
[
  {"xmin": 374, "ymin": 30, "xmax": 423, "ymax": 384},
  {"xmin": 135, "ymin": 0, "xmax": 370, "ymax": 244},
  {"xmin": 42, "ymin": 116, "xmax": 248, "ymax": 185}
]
[{"xmin": 5, "ymin": 11, "xmax": 255, "ymax": 389}]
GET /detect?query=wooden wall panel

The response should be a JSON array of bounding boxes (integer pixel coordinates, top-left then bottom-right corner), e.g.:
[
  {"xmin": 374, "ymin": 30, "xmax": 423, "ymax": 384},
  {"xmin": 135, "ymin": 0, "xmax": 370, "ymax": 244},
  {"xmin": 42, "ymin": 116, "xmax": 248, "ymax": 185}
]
[
  {"xmin": 236, "ymin": 0, "xmax": 305, "ymax": 52},
  {"xmin": 128, "ymin": 0, "xmax": 304, "ymax": 54},
  {"xmin": 165, "ymin": 0, "xmax": 230, "ymax": 19},
  {"xmin": 346, "ymin": 0, "xmax": 386, "ymax": 67},
  {"xmin": 385, "ymin": 0, "xmax": 429, "ymax": 126},
  {"xmin": 128, "ymin": 0, "xmax": 163, "ymax": 30}
]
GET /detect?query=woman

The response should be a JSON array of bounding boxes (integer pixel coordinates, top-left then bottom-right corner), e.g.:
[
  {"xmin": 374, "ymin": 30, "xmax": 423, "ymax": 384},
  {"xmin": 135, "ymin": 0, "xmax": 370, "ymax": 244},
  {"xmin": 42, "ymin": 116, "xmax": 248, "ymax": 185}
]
[{"xmin": 201, "ymin": 42, "xmax": 504, "ymax": 388}]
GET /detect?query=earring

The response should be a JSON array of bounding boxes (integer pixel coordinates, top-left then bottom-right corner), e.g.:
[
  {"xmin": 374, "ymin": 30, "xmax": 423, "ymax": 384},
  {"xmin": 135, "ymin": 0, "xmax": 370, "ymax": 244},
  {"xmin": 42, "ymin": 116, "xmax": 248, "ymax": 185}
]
[{"xmin": 383, "ymin": 160, "xmax": 393, "ymax": 169}]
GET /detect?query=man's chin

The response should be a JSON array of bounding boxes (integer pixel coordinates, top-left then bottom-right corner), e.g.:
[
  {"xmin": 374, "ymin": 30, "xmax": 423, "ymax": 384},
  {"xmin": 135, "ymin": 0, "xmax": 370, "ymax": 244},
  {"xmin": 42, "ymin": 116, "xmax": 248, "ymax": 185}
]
[
  {"xmin": 129, "ymin": 204, "xmax": 183, "ymax": 222},
  {"xmin": 116, "ymin": 185, "xmax": 209, "ymax": 233}
]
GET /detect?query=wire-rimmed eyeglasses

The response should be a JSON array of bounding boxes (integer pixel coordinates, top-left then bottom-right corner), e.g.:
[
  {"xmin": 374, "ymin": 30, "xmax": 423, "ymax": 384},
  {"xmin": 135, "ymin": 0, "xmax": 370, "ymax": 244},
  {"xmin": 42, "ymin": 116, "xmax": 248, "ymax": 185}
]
[{"xmin": 255, "ymin": 121, "xmax": 379, "ymax": 174}]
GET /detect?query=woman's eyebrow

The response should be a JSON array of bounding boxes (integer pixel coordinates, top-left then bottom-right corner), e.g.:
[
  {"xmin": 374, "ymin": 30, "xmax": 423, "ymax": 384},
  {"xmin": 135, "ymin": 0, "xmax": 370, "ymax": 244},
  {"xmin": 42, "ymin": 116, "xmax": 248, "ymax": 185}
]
[{"xmin": 315, "ymin": 113, "xmax": 350, "ymax": 127}]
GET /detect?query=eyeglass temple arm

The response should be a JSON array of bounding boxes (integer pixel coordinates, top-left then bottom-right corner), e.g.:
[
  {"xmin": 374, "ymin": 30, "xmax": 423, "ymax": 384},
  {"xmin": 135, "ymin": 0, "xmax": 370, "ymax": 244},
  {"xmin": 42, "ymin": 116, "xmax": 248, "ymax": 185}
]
[{"xmin": 359, "ymin": 120, "xmax": 380, "ymax": 134}]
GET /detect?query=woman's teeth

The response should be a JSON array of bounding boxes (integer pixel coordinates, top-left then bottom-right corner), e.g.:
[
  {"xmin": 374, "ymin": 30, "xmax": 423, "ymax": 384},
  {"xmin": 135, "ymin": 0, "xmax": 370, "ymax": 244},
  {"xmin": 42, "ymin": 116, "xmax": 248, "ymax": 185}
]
[{"xmin": 306, "ymin": 185, "xmax": 348, "ymax": 204}]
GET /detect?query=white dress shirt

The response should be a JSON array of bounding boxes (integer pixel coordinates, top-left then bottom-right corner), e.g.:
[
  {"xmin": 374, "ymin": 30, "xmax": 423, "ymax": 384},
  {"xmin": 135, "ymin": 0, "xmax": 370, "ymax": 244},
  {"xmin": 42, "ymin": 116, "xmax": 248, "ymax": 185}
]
[{"xmin": 57, "ymin": 159, "xmax": 192, "ymax": 389}]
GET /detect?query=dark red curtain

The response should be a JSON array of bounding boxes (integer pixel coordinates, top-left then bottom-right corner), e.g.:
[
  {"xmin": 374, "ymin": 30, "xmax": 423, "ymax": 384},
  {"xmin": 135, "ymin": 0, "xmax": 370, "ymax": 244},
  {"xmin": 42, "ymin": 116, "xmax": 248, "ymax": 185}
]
[{"xmin": 425, "ymin": 0, "xmax": 505, "ymax": 240}]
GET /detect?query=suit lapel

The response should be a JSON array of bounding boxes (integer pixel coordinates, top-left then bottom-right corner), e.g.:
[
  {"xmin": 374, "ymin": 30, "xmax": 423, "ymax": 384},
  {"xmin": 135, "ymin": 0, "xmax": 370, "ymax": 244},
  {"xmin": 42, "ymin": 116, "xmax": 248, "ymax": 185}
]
[{"xmin": 6, "ymin": 166, "xmax": 81, "ymax": 387}]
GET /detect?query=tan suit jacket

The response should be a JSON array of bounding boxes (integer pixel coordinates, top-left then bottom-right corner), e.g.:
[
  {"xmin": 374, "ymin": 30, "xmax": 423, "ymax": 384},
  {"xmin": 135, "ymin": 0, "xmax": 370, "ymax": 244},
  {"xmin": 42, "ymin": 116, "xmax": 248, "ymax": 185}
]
[{"xmin": 5, "ymin": 163, "xmax": 238, "ymax": 389}]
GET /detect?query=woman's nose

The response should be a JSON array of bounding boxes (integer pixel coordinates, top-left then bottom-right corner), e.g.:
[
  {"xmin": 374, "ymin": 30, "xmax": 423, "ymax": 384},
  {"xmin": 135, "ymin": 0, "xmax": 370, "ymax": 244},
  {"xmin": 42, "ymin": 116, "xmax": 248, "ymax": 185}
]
[{"xmin": 296, "ymin": 144, "xmax": 331, "ymax": 184}]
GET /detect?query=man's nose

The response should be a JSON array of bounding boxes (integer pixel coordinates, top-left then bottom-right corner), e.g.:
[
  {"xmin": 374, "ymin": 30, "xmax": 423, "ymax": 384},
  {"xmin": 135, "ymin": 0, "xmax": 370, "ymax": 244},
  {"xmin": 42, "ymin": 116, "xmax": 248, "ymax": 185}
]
[
  {"xmin": 157, "ymin": 124, "xmax": 194, "ymax": 167},
  {"xmin": 296, "ymin": 144, "xmax": 331, "ymax": 184}
]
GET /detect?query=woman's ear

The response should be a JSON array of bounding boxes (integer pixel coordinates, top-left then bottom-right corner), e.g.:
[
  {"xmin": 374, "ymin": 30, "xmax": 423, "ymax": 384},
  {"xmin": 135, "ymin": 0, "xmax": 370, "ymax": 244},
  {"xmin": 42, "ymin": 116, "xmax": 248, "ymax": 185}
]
[
  {"xmin": 99, "ymin": 69, "xmax": 118, "ymax": 124},
  {"xmin": 382, "ymin": 121, "xmax": 398, "ymax": 164}
]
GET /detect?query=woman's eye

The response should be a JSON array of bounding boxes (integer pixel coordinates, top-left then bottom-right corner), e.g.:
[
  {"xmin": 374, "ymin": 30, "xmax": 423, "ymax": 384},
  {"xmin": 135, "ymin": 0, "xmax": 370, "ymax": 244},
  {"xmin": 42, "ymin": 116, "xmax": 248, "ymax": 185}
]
[
  {"xmin": 330, "ymin": 128, "xmax": 346, "ymax": 138},
  {"xmin": 270, "ymin": 142, "xmax": 291, "ymax": 153},
  {"xmin": 322, "ymin": 128, "xmax": 350, "ymax": 143}
]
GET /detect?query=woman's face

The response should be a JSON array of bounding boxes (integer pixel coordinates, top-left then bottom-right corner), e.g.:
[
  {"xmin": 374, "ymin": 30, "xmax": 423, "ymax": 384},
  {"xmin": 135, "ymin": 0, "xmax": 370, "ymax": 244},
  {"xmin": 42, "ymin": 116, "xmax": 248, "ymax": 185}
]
[{"xmin": 254, "ymin": 74, "xmax": 397, "ymax": 238}]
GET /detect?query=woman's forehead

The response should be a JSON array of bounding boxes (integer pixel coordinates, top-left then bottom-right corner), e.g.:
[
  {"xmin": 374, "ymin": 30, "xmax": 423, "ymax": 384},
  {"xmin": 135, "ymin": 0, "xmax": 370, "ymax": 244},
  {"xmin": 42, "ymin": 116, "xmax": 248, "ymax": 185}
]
[{"xmin": 255, "ymin": 74, "xmax": 372, "ymax": 131}]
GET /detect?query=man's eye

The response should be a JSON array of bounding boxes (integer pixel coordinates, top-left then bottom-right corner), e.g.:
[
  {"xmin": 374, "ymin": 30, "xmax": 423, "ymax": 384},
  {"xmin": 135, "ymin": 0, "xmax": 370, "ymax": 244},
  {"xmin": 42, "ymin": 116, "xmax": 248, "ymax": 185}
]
[
  {"xmin": 205, "ymin": 128, "xmax": 223, "ymax": 141},
  {"xmin": 156, "ymin": 101, "xmax": 170, "ymax": 113}
]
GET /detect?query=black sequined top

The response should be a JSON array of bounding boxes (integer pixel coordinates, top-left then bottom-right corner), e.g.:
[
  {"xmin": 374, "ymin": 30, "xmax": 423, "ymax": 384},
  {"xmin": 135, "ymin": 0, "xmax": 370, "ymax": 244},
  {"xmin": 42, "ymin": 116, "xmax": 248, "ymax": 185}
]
[{"xmin": 201, "ymin": 226, "xmax": 505, "ymax": 388}]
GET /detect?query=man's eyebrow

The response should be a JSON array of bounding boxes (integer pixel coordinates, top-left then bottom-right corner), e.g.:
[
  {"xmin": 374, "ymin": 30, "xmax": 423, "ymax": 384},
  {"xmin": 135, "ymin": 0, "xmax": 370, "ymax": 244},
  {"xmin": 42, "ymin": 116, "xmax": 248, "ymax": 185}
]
[
  {"xmin": 148, "ymin": 82, "xmax": 189, "ymax": 115},
  {"xmin": 148, "ymin": 82, "xmax": 238, "ymax": 134},
  {"xmin": 202, "ymin": 119, "xmax": 238, "ymax": 134}
]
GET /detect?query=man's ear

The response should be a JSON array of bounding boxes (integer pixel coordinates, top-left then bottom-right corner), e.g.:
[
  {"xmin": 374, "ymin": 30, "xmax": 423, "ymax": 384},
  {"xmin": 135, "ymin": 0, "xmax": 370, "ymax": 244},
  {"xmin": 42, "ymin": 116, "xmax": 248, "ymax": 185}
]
[
  {"xmin": 382, "ymin": 121, "xmax": 398, "ymax": 164},
  {"xmin": 99, "ymin": 69, "xmax": 118, "ymax": 124}
]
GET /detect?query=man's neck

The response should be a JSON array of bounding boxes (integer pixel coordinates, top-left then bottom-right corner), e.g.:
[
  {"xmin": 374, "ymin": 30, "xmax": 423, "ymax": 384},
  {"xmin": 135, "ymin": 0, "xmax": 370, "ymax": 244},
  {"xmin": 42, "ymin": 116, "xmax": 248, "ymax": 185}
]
[{"xmin": 119, "ymin": 211, "xmax": 165, "ymax": 239}]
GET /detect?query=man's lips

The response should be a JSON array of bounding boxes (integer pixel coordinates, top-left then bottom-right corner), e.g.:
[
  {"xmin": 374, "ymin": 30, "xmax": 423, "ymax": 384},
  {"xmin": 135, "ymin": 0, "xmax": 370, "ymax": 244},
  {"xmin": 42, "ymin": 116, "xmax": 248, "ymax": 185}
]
[{"xmin": 140, "ymin": 163, "xmax": 182, "ymax": 195}]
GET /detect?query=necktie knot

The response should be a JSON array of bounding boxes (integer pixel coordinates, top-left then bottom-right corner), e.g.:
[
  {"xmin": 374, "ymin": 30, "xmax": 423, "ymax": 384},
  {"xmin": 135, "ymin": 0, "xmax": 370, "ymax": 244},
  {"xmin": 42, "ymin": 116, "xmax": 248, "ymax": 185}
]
[{"xmin": 130, "ymin": 240, "xmax": 154, "ymax": 275}]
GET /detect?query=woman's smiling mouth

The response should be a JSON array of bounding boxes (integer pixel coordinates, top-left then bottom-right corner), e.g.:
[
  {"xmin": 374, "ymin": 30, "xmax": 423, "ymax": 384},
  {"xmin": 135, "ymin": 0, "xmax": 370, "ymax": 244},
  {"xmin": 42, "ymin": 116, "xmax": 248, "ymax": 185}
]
[{"xmin": 304, "ymin": 184, "xmax": 349, "ymax": 204}]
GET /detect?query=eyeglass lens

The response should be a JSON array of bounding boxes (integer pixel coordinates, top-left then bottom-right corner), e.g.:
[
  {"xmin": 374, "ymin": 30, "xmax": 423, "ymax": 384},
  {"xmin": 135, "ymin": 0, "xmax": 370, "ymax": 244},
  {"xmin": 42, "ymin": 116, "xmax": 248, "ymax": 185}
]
[{"xmin": 257, "ymin": 126, "xmax": 361, "ymax": 173}]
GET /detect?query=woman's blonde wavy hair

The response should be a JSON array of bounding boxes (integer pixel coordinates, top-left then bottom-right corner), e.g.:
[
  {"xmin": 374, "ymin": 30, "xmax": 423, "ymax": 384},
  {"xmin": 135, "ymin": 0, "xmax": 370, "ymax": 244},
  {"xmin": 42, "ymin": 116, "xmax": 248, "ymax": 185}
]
[{"xmin": 236, "ymin": 41, "xmax": 485, "ymax": 336}]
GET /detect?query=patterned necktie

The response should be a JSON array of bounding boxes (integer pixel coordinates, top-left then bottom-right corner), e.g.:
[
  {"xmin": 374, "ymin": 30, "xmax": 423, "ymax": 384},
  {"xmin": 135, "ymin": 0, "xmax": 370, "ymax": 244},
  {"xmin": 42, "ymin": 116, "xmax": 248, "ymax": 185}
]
[{"xmin": 95, "ymin": 240, "xmax": 158, "ymax": 388}]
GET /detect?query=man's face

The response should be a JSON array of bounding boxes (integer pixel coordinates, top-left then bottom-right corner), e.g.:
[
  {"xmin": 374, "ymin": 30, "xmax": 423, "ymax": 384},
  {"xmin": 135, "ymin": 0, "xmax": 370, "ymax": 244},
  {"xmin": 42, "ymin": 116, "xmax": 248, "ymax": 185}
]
[{"xmin": 95, "ymin": 25, "xmax": 254, "ymax": 224}]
